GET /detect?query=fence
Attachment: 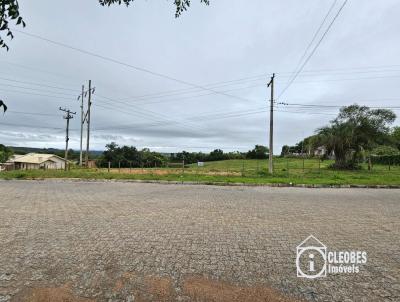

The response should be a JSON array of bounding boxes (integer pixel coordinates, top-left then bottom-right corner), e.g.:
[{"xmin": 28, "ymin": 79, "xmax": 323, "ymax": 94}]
[
  {"xmin": 370, "ymin": 155, "xmax": 400, "ymax": 166},
  {"xmin": 97, "ymin": 158, "xmax": 400, "ymax": 178}
]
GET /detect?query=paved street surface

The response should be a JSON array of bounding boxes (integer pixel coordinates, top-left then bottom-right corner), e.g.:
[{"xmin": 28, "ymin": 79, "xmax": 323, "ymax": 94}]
[{"xmin": 0, "ymin": 180, "xmax": 399, "ymax": 302}]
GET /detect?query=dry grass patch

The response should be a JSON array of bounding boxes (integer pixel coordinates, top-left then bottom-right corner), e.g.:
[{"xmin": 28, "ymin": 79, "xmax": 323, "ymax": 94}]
[{"xmin": 183, "ymin": 276, "xmax": 301, "ymax": 302}]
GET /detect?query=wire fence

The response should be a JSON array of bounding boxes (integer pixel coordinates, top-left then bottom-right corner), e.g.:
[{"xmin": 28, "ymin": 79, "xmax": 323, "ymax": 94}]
[{"xmin": 97, "ymin": 158, "xmax": 400, "ymax": 178}]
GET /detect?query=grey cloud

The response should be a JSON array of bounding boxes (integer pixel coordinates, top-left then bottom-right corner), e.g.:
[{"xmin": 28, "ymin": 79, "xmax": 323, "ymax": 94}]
[{"xmin": 0, "ymin": 0, "xmax": 399, "ymax": 153}]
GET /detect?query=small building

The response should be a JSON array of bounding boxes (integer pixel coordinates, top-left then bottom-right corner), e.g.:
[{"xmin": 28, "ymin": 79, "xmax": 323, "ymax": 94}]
[
  {"xmin": 84, "ymin": 159, "xmax": 97, "ymax": 169},
  {"xmin": 314, "ymin": 146, "xmax": 335, "ymax": 159},
  {"xmin": 314, "ymin": 146, "xmax": 327, "ymax": 157},
  {"xmin": 6, "ymin": 153, "xmax": 66, "ymax": 170}
]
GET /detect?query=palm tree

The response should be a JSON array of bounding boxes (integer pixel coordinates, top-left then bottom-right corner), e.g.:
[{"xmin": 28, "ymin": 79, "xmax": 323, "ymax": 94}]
[{"xmin": 317, "ymin": 104, "xmax": 396, "ymax": 169}]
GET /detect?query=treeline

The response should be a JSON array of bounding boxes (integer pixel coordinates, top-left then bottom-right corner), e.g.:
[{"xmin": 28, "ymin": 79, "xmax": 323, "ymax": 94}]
[
  {"xmin": 96, "ymin": 143, "xmax": 167, "ymax": 168},
  {"xmin": 96, "ymin": 143, "xmax": 269, "ymax": 167},
  {"xmin": 281, "ymin": 105, "xmax": 400, "ymax": 169},
  {"xmin": 170, "ymin": 145, "xmax": 269, "ymax": 164},
  {"xmin": 371, "ymin": 155, "xmax": 400, "ymax": 165}
]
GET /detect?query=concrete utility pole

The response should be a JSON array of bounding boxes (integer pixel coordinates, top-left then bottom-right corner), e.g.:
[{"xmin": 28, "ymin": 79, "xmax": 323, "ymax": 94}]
[
  {"xmin": 267, "ymin": 73, "xmax": 275, "ymax": 174},
  {"xmin": 78, "ymin": 85, "xmax": 85, "ymax": 167},
  {"xmin": 84, "ymin": 80, "xmax": 95, "ymax": 167},
  {"xmin": 59, "ymin": 107, "xmax": 76, "ymax": 171}
]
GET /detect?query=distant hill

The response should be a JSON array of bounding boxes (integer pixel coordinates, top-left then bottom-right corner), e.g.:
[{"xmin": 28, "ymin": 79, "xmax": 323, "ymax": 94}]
[{"xmin": 8, "ymin": 146, "xmax": 103, "ymax": 158}]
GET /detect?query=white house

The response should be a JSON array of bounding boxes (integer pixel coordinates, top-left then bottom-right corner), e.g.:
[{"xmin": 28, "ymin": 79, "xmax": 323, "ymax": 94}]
[
  {"xmin": 314, "ymin": 146, "xmax": 327, "ymax": 157},
  {"xmin": 6, "ymin": 153, "xmax": 66, "ymax": 170}
]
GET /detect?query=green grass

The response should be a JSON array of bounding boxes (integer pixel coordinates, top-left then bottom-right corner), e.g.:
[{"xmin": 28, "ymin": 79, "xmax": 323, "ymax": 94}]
[{"xmin": 1, "ymin": 158, "xmax": 399, "ymax": 186}]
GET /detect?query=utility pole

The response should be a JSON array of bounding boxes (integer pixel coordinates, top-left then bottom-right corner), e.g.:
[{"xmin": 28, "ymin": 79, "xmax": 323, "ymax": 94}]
[
  {"xmin": 84, "ymin": 80, "xmax": 95, "ymax": 167},
  {"xmin": 267, "ymin": 73, "xmax": 275, "ymax": 174},
  {"xmin": 77, "ymin": 85, "xmax": 85, "ymax": 167},
  {"xmin": 59, "ymin": 107, "xmax": 76, "ymax": 171}
]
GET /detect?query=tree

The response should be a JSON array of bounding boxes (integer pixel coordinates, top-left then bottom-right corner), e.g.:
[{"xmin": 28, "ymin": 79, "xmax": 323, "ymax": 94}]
[
  {"xmin": 0, "ymin": 0, "xmax": 26, "ymax": 51},
  {"xmin": 97, "ymin": 143, "xmax": 167, "ymax": 168},
  {"xmin": 391, "ymin": 126, "xmax": 400, "ymax": 150},
  {"xmin": 0, "ymin": 100, "xmax": 7, "ymax": 113},
  {"xmin": 0, "ymin": 0, "xmax": 209, "ymax": 111},
  {"xmin": 371, "ymin": 145, "xmax": 399, "ymax": 156},
  {"xmin": 208, "ymin": 149, "xmax": 225, "ymax": 161},
  {"xmin": 280, "ymin": 145, "xmax": 289, "ymax": 157},
  {"xmin": 0, "ymin": 144, "xmax": 13, "ymax": 163},
  {"xmin": 246, "ymin": 145, "xmax": 269, "ymax": 159},
  {"xmin": 99, "ymin": 0, "xmax": 210, "ymax": 18},
  {"xmin": 317, "ymin": 104, "xmax": 396, "ymax": 169},
  {"xmin": 0, "ymin": 0, "xmax": 209, "ymax": 51}
]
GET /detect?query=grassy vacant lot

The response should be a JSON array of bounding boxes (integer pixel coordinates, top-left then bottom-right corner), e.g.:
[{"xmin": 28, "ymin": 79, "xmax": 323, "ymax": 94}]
[{"xmin": 1, "ymin": 158, "xmax": 399, "ymax": 186}]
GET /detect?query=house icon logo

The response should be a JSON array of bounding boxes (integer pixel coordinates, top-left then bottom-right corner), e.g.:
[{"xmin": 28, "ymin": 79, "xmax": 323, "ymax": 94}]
[{"xmin": 296, "ymin": 235, "xmax": 327, "ymax": 279}]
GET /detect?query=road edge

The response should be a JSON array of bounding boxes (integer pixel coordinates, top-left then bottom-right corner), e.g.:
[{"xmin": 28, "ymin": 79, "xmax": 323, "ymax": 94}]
[{"xmin": 1, "ymin": 177, "xmax": 400, "ymax": 189}]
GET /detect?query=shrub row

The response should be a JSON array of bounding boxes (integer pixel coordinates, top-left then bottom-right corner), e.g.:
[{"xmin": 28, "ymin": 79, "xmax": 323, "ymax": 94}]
[{"xmin": 370, "ymin": 155, "xmax": 400, "ymax": 165}]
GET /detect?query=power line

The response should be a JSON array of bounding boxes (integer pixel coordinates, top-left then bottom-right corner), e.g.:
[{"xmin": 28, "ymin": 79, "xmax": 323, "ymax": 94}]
[
  {"xmin": 3, "ymin": 59, "xmax": 400, "ymax": 107},
  {"xmin": 277, "ymin": 74, "xmax": 400, "ymax": 85},
  {"xmin": 7, "ymin": 110, "xmax": 60, "ymax": 117},
  {"xmin": 0, "ymin": 82, "xmax": 78, "ymax": 97},
  {"xmin": 278, "ymin": 0, "xmax": 348, "ymax": 99},
  {"xmin": 0, "ymin": 88, "xmax": 75, "ymax": 100},
  {"xmin": 0, "ymin": 85, "xmax": 205, "ymax": 132},
  {"xmin": 14, "ymin": 29, "xmax": 253, "ymax": 104},
  {"xmin": 279, "ymin": 102, "xmax": 400, "ymax": 109},
  {"xmin": 95, "ymin": 94, "xmax": 207, "ymax": 132},
  {"xmin": 0, "ymin": 121, "xmax": 64, "ymax": 130},
  {"xmin": 0, "ymin": 76, "xmax": 79, "ymax": 92},
  {"xmin": 290, "ymin": 0, "xmax": 338, "ymax": 84}
]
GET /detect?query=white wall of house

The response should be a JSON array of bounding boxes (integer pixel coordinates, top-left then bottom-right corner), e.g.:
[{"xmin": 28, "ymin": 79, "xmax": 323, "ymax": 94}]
[
  {"xmin": 16, "ymin": 157, "xmax": 65, "ymax": 170},
  {"xmin": 45, "ymin": 157, "xmax": 65, "ymax": 169}
]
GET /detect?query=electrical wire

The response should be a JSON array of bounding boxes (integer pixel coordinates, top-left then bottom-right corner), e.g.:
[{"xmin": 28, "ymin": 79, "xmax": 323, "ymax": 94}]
[{"xmin": 278, "ymin": 0, "xmax": 348, "ymax": 99}]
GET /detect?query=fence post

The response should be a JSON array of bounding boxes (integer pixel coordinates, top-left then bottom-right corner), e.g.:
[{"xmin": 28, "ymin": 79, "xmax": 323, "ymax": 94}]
[
  {"xmin": 118, "ymin": 161, "xmax": 121, "ymax": 173},
  {"xmin": 368, "ymin": 157, "xmax": 371, "ymax": 171},
  {"xmin": 241, "ymin": 161, "xmax": 245, "ymax": 177},
  {"xmin": 108, "ymin": 161, "xmax": 110, "ymax": 173},
  {"xmin": 302, "ymin": 157, "xmax": 305, "ymax": 173},
  {"xmin": 182, "ymin": 160, "xmax": 185, "ymax": 175},
  {"xmin": 287, "ymin": 159, "xmax": 289, "ymax": 177},
  {"xmin": 388, "ymin": 160, "xmax": 391, "ymax": 171},
  {"xmin": 318, "ymin": 158, "xmax": 321, "ymax": 174},
  {"xmin": 130, "ymin": 161, "xmax": 132, "ymax": 173}
]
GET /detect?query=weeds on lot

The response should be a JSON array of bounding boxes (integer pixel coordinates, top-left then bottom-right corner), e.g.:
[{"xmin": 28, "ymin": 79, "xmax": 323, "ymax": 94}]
[{"xmin": 1, "ymin": 159, "xmax": 399, "ymax": 186}]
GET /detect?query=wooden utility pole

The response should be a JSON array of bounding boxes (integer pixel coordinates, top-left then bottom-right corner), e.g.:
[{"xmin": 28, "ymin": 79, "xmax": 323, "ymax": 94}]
[
  {"xmin": 78, "ymin": 84, "xmax": 85, "ymax": 167},
  {"xmin": 267, "ymin": 73, "xmax": 275, "ymax": 174},
  {"xmin": 59, "ymin": 107, "xmax": 76, "ymax": 171},
  {"xmin": 84, "ymin": 80, "xmax": 95, "ymax": 167}
]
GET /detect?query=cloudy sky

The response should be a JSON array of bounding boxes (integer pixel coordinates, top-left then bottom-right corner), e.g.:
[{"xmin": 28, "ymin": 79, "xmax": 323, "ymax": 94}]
[{"xmin": 0, "ymin": 0, "xmax": 399, "ymax": 153}]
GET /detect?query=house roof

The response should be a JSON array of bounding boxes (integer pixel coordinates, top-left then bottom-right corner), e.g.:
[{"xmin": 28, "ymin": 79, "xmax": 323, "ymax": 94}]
[{"xmin": 8, "ymin": 153, "xmax": 65, "ymax": 164}]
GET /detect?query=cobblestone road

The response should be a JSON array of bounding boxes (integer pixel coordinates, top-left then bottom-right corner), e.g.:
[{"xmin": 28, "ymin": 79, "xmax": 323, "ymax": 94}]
[{"xmin": 0, "ymin": 180, "xmax": 399, "ymax": 301}]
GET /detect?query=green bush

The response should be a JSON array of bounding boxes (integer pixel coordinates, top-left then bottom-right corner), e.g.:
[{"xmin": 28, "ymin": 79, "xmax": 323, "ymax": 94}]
[{"xmin": 371, "ymin": 155, "xmax": 400, "ymax": 165}]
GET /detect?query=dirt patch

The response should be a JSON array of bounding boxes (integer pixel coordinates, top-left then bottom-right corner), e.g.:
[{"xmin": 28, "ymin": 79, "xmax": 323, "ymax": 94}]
[
  {"xmin": 143, "ymin": 276, "xmax": 175, "ymax": 301},
  {"xmin": 105, "ymin": 168, "xmax": 241, "ymax": 177},
  {"xmin": 11, "ymin": 286, "xmax": 94, "ymax": 302},
  {"xmin": 182, "ymin": 276, "xmax": 301, "ymax": 302},
  {"xmin": 11, "ymin": 275, "xmax": 300, "ymax": 302},
  {"xmin": 108, "ymin": 168, "xmax": 177, "ymax": 175}
]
